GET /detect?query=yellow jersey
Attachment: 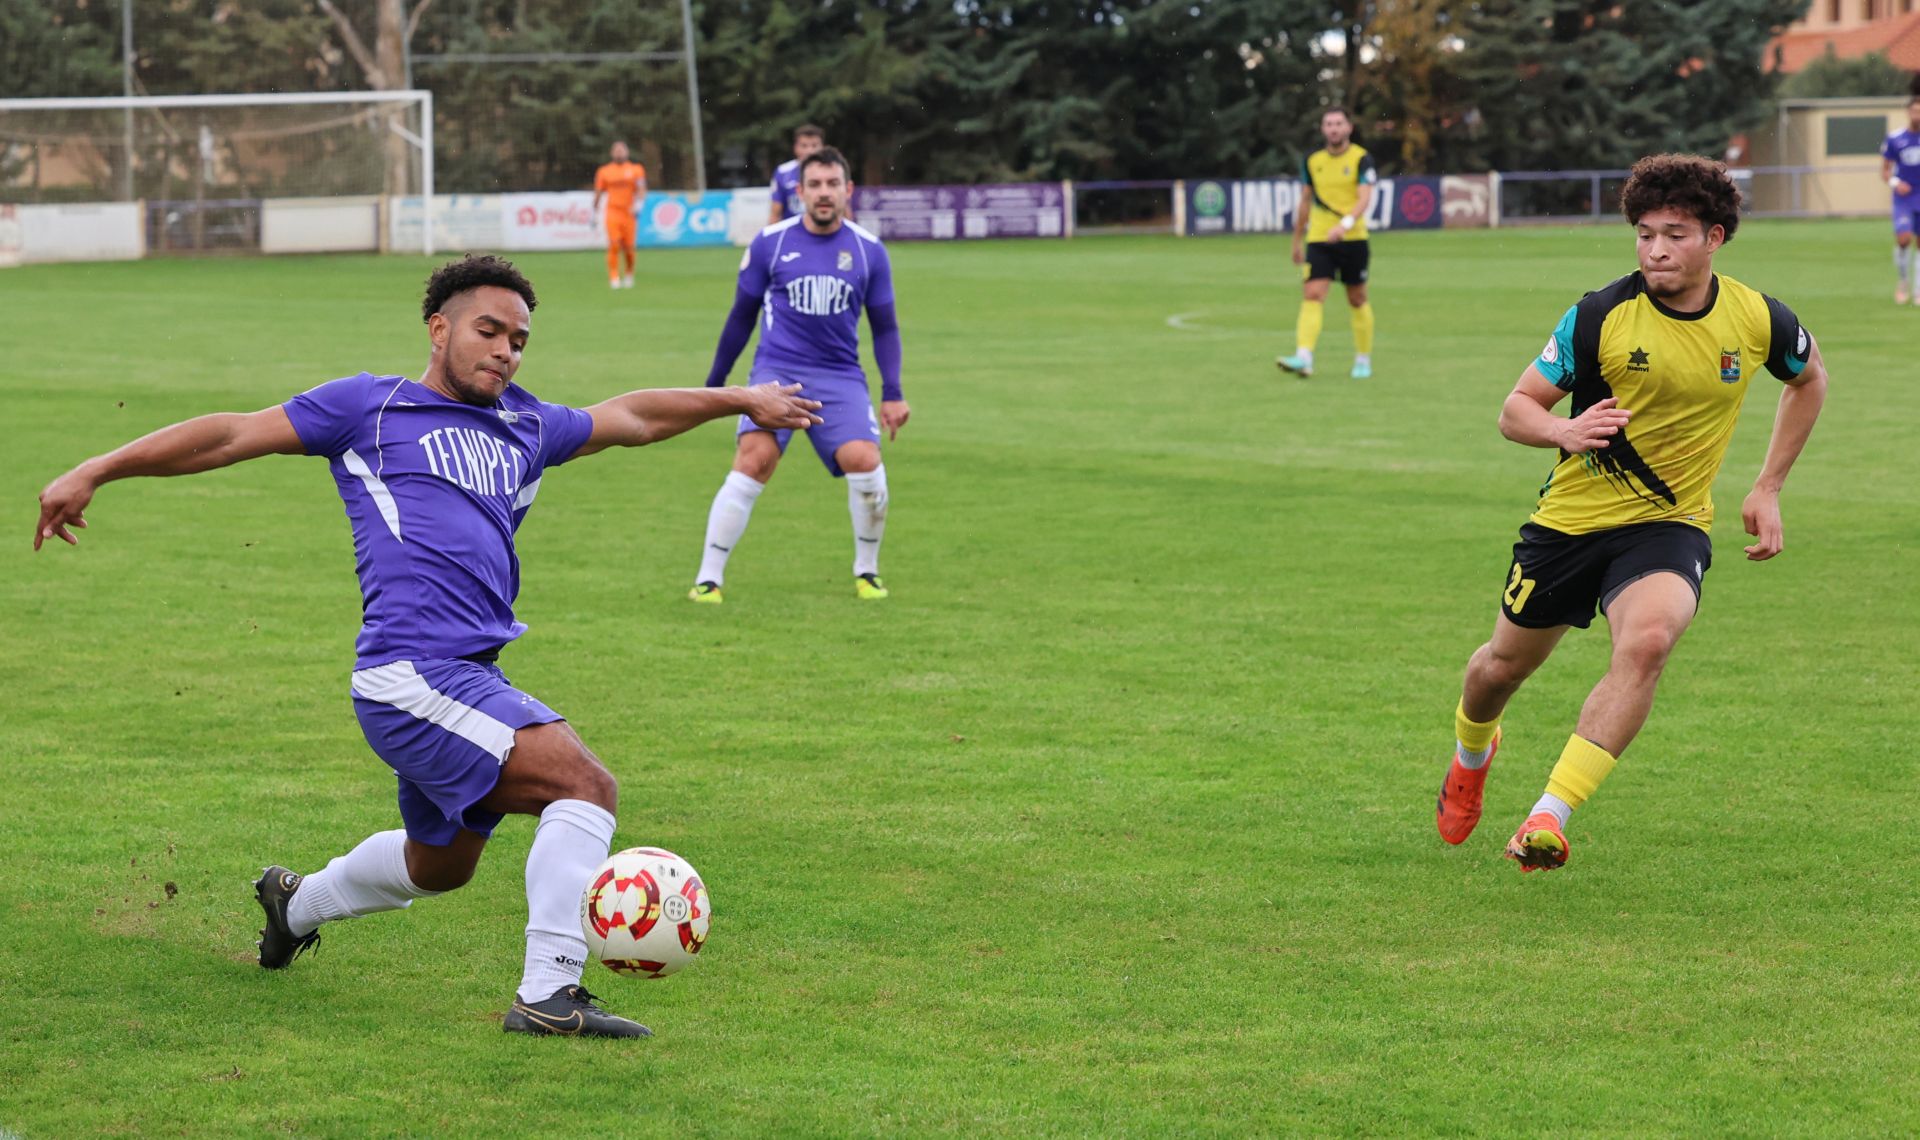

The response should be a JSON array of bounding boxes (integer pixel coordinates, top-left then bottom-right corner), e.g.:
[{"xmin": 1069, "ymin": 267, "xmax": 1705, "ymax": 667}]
[
  {"xmin": 1529, "ymin": 272, "xmax": 1810, "ymax": 535},
  {"xmin": 1301, "ymin": 145, "xmax": 1377, "ymax": 242}
]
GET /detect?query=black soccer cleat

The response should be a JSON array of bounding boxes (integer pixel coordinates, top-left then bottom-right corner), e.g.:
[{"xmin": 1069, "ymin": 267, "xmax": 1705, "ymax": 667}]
[
  {"xmin": 503, "ymin": 985, "xmax": 652, "ymax": 1038},
  {"xmin": 254, "ymin": 865, "xmax": 320, "ymax": 969}
]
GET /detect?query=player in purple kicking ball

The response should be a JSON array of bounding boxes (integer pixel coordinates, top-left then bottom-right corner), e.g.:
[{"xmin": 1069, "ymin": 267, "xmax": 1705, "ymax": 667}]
[
  {"xmin": 689, "ymin": 145, "xmax": 910, "ymax": 604},
  {"xmin": 32, "ymin": 254, "xmax": 820, "ymax": 1038}
]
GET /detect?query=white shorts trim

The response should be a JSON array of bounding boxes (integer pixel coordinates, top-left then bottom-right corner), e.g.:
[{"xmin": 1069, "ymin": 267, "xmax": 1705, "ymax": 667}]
[{"xmin": 350, "ymin": 660, "xmax": 515, "ymax": 761}]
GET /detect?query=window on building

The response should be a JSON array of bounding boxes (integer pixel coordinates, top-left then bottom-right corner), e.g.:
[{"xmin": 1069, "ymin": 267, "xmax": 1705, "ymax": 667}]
[
  {"xmin": 1828, "ymin": 0, "xmax": 1841, "ymax": 21},
  {"xmin": 1828, "ymin": 116, "xmax": 1889, "ymax": 156}
]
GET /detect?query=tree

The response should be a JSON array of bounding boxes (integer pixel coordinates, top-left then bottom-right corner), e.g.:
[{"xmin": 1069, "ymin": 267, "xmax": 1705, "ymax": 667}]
[
  {"xmin": 1454, "ymin": 0, "xmax": 1809, "ymax": 172},
  {"xmin": 315, "ymin": 0, "xmax": 435, "ymax": 194},
  {"xmin": 1778, "ymin": 47, "xmax": 1913, "ymax": 99}
]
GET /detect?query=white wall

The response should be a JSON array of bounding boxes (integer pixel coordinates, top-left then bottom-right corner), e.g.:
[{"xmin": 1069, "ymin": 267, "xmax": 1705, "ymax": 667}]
[
  {"xmin": 9, "ymin": 203, "xmax": 144, "ymax": 264},
  {"xmin": 261, "ymin": 196, "xmax": 381, "ymax": 253}
]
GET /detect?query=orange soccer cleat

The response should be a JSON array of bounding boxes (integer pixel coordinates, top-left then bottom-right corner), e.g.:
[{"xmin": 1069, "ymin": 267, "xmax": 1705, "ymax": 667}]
[
  {"xmin": 1504, "ymin": 811, "xmax": 1570, "ymax": 872},
  {"xmin": 1435, "ymin": 731, "xmax": 1499, "ymax": 845}
]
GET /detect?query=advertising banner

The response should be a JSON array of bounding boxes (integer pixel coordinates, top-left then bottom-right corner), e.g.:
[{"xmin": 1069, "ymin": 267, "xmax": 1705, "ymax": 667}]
[
  {"xmin": 1184, "ymin": 176, "xmax": 1467, "ymax": 236},
  {"xmin": 490, "ymin": 191, "xmax": 736, "ymax": 251},
  {"xmin": 500, "ymin": 192, "xmax": 600, "ymax": 249},
  {"xmin": 389, "ymin": 195, "xmax": 504, "ymax": 253},
  {"xmin": 851, "ymin": 186, "xmax": 961, "ymax": 240},
  {"xmin": 850, "ymin": 183, "xmax": 1066, "ymax": 241},
  {"xmin": 636, "ymin": 192, "xmax": 733, "ymax": 247},
  {"xmin": 959, "ymin": 183, "xmax": 1067, "ymax": 238}
]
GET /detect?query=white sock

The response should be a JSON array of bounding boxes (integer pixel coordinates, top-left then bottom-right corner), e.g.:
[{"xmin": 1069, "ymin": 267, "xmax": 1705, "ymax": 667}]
[
  {"xmin": 285, "ymin": 829, "xmax": 436, "ymax": 937},
  {"xmin": 1295, "ymin": 347, "xmax": 1315, "ymax": 365},
  {"xmin": 518, "ymin": 798, "xmax": 616, "ymax": 1003},
  {"xmin": 1455, "ymin": 741, "xmax": 1492, "ymax": 770},
  {"xmin": 1530, "ymin": 792, "xmax": 1573, "ymax": 828},
  {"xmin": 1353, "ymin": 353, "xmax": 1372, "ymax": 367},
  {"xmin": 696, "ymin": 471, "xmax": 764, "ymax": 586},
  {"xmin": 1898, "ymin": 246, "xmax": 1912, "ymax": 285},
  {"xmin": 845, "ymin": 465, "xmax": 888, "ymax": 577}
]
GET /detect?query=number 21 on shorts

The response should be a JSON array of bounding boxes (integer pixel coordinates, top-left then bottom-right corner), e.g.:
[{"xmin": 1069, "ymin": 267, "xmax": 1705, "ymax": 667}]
[{"xmin": 1503, "ymin": 562, "xmax": 1537, "ymax": 613}]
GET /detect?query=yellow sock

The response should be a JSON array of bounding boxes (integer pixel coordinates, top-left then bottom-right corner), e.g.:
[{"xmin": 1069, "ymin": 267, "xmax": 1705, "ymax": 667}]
[
  {"xmin": 1295, "ymin": 299, "xmax": 1324, "ymax": 352},
  {"xmin": 1351, "ymin": 302, "xmax": 1375, "ymax": 355},
  {"xmin": 1454, "ymin": 701, "xmax": 1500, "ymax": 754},
  {"xmin": 1544, "ymin": 734, "xmax": 1617, "ymax": 809}
]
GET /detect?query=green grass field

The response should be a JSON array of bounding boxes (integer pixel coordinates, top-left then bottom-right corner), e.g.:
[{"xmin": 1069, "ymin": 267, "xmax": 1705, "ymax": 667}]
[{"xmin": 3, "ymin": 221, "xmax": 1916, "ymax": 1136}]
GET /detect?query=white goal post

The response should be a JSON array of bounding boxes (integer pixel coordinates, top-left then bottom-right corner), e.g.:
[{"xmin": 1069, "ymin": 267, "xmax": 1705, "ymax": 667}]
[{"xmin": 0, "ymin": 90, "xmax": 435, "ymax": 255}]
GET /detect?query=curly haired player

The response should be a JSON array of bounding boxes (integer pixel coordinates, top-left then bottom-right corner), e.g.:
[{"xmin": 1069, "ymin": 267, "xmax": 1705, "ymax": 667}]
[
  {"xmin": 34, "ymin": 254, "xmax": 820, "ymax": 1035},
  {"xmin": 1431, "ymin": 155, "xmax": 1829, "ymax": 871}
]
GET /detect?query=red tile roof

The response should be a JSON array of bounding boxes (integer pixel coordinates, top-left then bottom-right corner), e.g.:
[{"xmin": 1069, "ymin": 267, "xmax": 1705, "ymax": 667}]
[{"xmin": 1772, "ymin": 12, "xmax": 1920, "ymax": 72}]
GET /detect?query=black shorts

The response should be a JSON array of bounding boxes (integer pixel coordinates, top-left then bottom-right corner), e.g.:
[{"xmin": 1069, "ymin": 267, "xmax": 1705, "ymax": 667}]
[
  {"xmin": 1305, "ymin": 240, "xmax": 1370, "ymax": 285},
  {"xmin": 1499, "ymin": 521, "xmax": 1712, "ymax": 630}
]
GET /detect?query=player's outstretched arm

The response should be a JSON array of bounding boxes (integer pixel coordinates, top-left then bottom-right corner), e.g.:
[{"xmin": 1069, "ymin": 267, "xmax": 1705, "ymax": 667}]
[
  {"xmin": 1498, "ymin": 364, "xmax": 1631, "ymax": 452},
  {"xmin": 1741, "ymin": 335, "xmax": 1828, "ymax": 562},
  {"xmin": 571, "ymin": 383, "xmax": 822, "ymax": 459},
  {"xmin": 34, "ymin": 407, "xmax": 305, "ymax": 550}
]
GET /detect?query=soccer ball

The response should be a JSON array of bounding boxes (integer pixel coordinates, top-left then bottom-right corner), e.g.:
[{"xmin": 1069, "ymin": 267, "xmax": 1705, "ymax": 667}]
[
  {"xmin": 579, "ymin": 847, "xmax": 711, "ymax": 978},
  {"xmin": 576, "ymin": 844, "xmax": 714, "ymax": 974}
]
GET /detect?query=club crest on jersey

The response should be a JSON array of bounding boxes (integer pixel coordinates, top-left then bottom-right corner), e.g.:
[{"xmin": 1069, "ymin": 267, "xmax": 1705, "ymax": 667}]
[
  {"xmin": 1718, "ymin": 347, "xmax": 1742, "ymax": 383},
  {"xmin": 837, "ymin": 251, "xmax": 853, "ymax": 271}
]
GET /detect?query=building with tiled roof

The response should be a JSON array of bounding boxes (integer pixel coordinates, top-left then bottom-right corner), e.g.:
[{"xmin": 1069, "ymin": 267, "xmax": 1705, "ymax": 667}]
[{"xmin": 1771, "ymin": 2, "xmax": 1920, "ymax": 73}]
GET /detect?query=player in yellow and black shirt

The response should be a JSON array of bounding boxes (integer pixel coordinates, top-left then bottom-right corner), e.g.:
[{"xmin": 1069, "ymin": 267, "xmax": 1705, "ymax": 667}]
[
  {"xmin": 1430, "ymin": 154, "xmax": 1829, "ymax": 873},
  {"xmin": 1279, "ymin": 107, "xmax": 1378, "ymax": 380}
]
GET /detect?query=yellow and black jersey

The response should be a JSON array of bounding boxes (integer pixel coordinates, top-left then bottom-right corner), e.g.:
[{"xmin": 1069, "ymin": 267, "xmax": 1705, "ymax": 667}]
[
  {"xmin": 1301, "ymin": 145, "xmax": 1377, "ymax": 242},
  {"xmin": 1529, "ymin": 272, "xmax": 1810, "ymax": 535}
]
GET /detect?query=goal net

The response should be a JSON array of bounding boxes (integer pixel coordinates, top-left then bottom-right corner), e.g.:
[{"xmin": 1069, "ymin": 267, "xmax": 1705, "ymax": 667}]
[{"xmin": 0, "ymin": 92, "xmax": 433, "ymax": 255}]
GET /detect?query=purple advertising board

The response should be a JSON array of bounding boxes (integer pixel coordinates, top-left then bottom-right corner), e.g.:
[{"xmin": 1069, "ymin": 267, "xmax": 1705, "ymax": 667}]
[
  {"xmin": 851, "ymin": 183, "xmax": 1066, "ymax": 241},
  {"xmin": 1183, "ymin": 176, "xmax": 1460, "ymax": 236}
]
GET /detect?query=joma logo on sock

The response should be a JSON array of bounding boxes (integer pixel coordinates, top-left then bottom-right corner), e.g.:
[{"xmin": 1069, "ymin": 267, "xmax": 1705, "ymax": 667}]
[{"xmin": 553, "ymin": 955, "xmax": 585, "ymax": 968}]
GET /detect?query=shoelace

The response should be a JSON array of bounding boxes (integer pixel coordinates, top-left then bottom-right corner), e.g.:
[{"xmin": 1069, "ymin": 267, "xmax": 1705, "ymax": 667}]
[
  {"xmin": 565, "ymin": 985, "xmax": 608, "ymax": 1011},
  {"xmin": 291, "ymin": 930, "xmax": 322, "ymax": 962}
]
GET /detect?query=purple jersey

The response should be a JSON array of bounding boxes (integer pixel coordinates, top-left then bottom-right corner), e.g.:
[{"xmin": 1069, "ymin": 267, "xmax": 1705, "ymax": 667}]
[
  {"xmin": 1886, "ymin": 129, "xmax": 1920, "ymax": 199},
  {"xmin": 283, "ymin": 372, "xmax": 595, "ymax": 669},
  {"xmin": 741, "ymin": 216, "xmax": 894, "ymax": 383},
  {"xmin": 769, "ymin": 159, "xmax": 802, "ymax": 221}
]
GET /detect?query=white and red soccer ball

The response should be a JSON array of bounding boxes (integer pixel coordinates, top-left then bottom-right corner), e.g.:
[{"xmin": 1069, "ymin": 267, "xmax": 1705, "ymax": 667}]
[{"xmin": 579, "ymin": 847, "xmax": 711, "ymax": 978}]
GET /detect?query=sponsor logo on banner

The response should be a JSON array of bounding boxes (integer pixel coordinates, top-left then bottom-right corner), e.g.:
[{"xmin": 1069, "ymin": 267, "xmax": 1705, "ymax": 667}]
[
  {"xmin": 1399, "ymin": 181, "xmax": 1438, "ymax": 225},
  {"xmin": 850, "ymin": 184, "xmax": 1064, "ymax": 241},
  {"xmin": 1442, "ymin": 175, "xmax": 1493, "ymax": 228},
  {"xmin": 1191, "ymin": 181, "xmax": 1229, "ymax": 233}
]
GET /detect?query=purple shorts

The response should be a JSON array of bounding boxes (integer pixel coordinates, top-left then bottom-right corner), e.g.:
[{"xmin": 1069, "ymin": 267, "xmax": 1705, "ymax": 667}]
[
  {"xmin": 350, "ymin": 657, "xmax": 563, "ymax": 846},
  {"xmin": 739, "ymin": 370, "xmax": 880, "ymax": 477},
  {"xmin": 1895, "ymin": 201, "xmax": 1919, "ymax": 235}
]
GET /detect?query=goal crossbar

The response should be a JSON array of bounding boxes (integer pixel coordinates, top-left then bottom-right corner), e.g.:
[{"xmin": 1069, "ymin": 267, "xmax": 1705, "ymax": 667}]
[{"xmin": 0, "ymin": 92, "xmax": 429, "ymax": 112}]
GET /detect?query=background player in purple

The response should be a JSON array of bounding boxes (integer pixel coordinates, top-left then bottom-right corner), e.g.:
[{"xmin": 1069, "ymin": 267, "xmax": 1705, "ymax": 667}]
[
  {"xmin": 1883, "ymin": 95, "xmax": 1920, "ymax": 306},
  {"xmin": 767, "ymin": 123, "xmax": 824, "ymax": 224},
  {"xmin": 32, "ymin": 255, "xmax": 820, "ymax": 1039},
  {"xmin": 691, "ymin": 145, "xmax": 909, "ymax": 603}
]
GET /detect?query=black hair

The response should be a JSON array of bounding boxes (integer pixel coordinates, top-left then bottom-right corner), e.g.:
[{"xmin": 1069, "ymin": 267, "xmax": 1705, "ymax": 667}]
[
  {"xmin": 794, "ymin": 123, "xmax": 824, "ymax": 141},
  {"xmin": 1322, "ymin": 106, "xmax": 1353, "ymax": 123},
  {"xmin": 421, "ymin": 254, "xmax": 537, "ymax": 323},
  {"xmin": 800, "ymin": 146, "xmax": 852, "ymax": 181},
  {"xmin": 1620, "ymin": 154, "xmax": 1742, "ymax": 244}
]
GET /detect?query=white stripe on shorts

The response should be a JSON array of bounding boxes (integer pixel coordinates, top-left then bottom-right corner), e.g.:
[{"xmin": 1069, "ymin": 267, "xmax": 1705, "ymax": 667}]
[{"xmin": 350, "ymin": 661, "xmax": 516, "ymax": 762}]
